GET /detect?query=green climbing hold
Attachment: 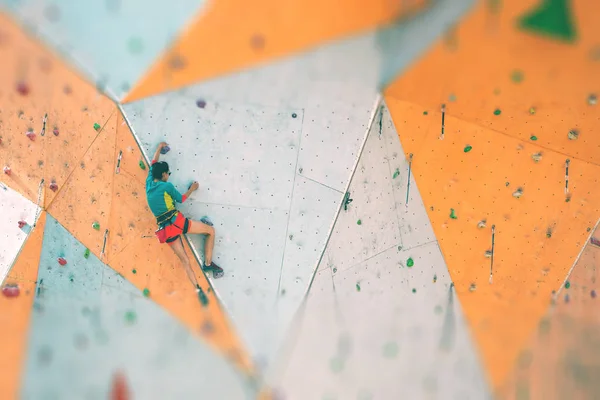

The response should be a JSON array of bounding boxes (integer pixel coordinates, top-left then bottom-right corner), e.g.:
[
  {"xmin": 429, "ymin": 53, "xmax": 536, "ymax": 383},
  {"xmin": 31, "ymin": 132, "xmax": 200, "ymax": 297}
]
[
  {"xmin": 127, "ymin": 36, "xmax": 144, "ymax": 55},
  {"xmin": 84, "ymin": 249, "xmax": 90, "ymax": 259},
  {"xmin": 142, "ymin": 288, "xmax": 150, "ymax": 297},
  {"xmin": 357, "ymin": 219, "xmax": 362, "ymax": 225},
  {"xmin": 407, "ymin": 257, "xmax": 414, "ymax": 267},
  {"xmin": 132, "ymin": 269, "xmax": 137, "ymax": 274},
  {"xmin": 124, "ymin": 310, "xmax": 136, "ymax": 324},
  {"xmin": 433, "ymin": 274, "xmax": 437, "ymax": 283},
  {"xmin": 464, "ymin": 145, "xmax": 472, "ymax": 152},
  {"xmin": 565, "ymin": 281, "xmax": 571, "ymax": 289},
  {"xmin": 93, "ymin": 123, "xmax": 101, "ymax": 131},
  {"xmin": 518, "ymin": 0, "xmax": 577, "ymax": 42},
  {"xmin": 382, "ymin": 342, "xmax": 399, "ymax": 358},
  {"xmin": 356, "ymin": 283, "xmax": 361, "ymax": 292},
  {"xmin": 329, "ymin": 357, "xmax": 345, "ymax": 373},
  {"xmin": 529, "ymin": 107, "xmax": 536, "ymax": 115},
  {"xmin": 511, "ymin": 70, "xmax": 524, "ymax": 83},
  {"xmin": 393, "ymin": 168, "xmax": 400, "ymax": 179},
  {"xmin": 139, "ymin": 160, "xmax": 146, "ymax": 170},
  {"xmin": 92, "ymin": 222, "xmax": 100, "ymax": 230},
  {"xmin": 493, "ymin": 108, "xmax": 502, "ymax": 116},
  {"xmin": 530, "ymin": 135, "xmax": 538, "ymax": 141},
  {"xmin": 423, "ymin": 111, "xmax": 428, "ymax": 115},
  {"xmin": 450, "ymin": 208, "xmax": 457, "ymax": 219},
  {"xmin": 412, "ymin": 288, "xmax": 417, "ymax": 293}
]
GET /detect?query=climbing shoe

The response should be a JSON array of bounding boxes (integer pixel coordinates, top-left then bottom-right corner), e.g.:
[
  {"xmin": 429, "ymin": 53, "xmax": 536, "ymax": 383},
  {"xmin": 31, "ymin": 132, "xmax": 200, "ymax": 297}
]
[{"xmin": 203, "ymin": 262, "xmax": 224, "ymax": 279}]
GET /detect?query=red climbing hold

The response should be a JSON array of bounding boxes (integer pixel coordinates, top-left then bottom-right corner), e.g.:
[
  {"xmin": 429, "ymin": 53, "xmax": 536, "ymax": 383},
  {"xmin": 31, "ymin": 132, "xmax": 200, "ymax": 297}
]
[
  {"xmin": 3, "ymin": 166, "xmax": 11, "ymax": 175},
  {"xmin": 16, "ymin": 81, "xmax": 30, "ymax": 96},
  {"xmin": 26, "ymin": 130, "xmax": 36, "ymax": 141},
  {"xmin": 110, "ymin": 371, "xmax": 130, "ymax": 400},
  {"xmin": 18, "ymin": 220, "xmax": 27, "ymax": 229},
  {"xmin": 49, "ymin": 182, "xmax": 58, "ymax": 192},
  {"xmin": 2, "ymin": 284, "xmax": 20, "ymax": 298},
  {"xmin": 57, "ymin": 257, "xmax": 67, "ymax": 266},
  {"xmin": 53, "ymin": 128, "xmax": 59, "ymax": 136}
]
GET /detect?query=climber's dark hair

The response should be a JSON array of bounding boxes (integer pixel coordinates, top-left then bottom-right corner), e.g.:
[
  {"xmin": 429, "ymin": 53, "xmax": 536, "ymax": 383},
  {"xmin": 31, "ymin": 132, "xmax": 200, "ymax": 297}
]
[{"xmin": 151, "ymin": 161, "xmax": 169, "ymax": 180}]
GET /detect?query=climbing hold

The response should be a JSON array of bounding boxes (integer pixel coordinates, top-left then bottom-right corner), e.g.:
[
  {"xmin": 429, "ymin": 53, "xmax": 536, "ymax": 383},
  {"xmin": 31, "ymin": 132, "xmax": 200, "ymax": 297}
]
[
  {"xmin": 292, "ymin": 113, "xmax": 297, "ymax": 118},
  {"xmin": 250, "ymin": 34, "xmax": 265, "ymax": 50},
  {"xmin": 477, "ymin": 220, "xmax": 487, "ymax": 229},
  {"xmin": 201, "ymin": 320, "xmax": 215, "ymax": 335},
  {"xmin": 52, "ymin": 127, "xmax": 59, "ymax": 136},
  {"xmin": 485, "ymin": 250, "xmax": 492, "ymax": 258},
  {"xmin": 124, "ymin": 311, "xmax": 136, "ymax": 324},
  {"xmin": 196, "ymin": 99, "xmax": 206, "ymax": 108},
  {"xmin": 393, "ymin": 168, "xmax": 400, "ymax": 179},
  {"xmin": 2, "ymin": 284, "xmax": 20, "ymax": 298},
  {"xmin": 423, "ymin": 111, "xmax": 428, "ymax": 115},
  {"xmin": 57, "ymin": 257, "xmax": 67, "ymax": 266},
  {"xmin": 493, "ymin": 108, "xmax": 502, "ymax": 115},
  {"xmin": 512, "ymin": 187, "xmax": 524, "ymax": 198},
  {"xmin": 357, "ymin": 219, "xmax": 362, "ymax": 225},
  {"xmin": 529, "ymin": 107, "xmax": 536, "ymax": 115},
  {"xmin": 568, "ymin": 129, "xmax": 579, "ymax": 140},
  {"xmin": 132, "ymin": 269, "xmax": 137, "ymax": 274},
  {"xmin": 200, "ymin": 216, "xmax": 213, "ymax": 227},
  {"xmin": 449, "ymin": 208, "xmax": 457, "ymax": 219},
  {"xmin": 591, "ymin": 290, "xmax": 597, "ymax": 299},
  {"xmin": 448, "ymin": 93, "xmax": 457, "ymax": 102},
  {"xmin": 531, "ymin": 152, "xmax": 542, "ymax": 162},
  {"xmin": 142, "ymin": 288, "xmax": 150, "ymax": 297},
  {"xmin": 160, "ymin": 145, "xmax": 170, "ymax": 155},
  {"xmin": 469, "ymin": 283, "xmax": 477, "ymax": 292},
  {"xmin": 3, "ymin": 166, "xmax": 11, "ymax": 176},
  {"xmin": 433, "ymin": 275, "xmax": 437, "ymax": 283},
  {"xmin": 591, "ymin": 237, "xmax": 600, "ymax": 247},
  {"xmin": 565, "ymin": 281, "xmax": 571, "ymax": 289},
  {"xmin": 564, "ymin": 293, "xmax": 570, "ymax": 303},
  {"xmin": 139, "ymin": 160, "xmax": 146, "ymax": 170},
  {"xmin": 356, "ymin": 283, "xmax": 361, "ymax": 292},
  {"xmin": 588, "ymin": 94, "xmax": 597, "ymax": 105},
  {"xmin": 530, "ymin": 135, "xmax": 538, "ymax": 141},
  {"xmin": 49, "ymin": 181, "xmax": 58, "ymax": 192},
  {"xmin": 16, "ymin": 81, "xmax": 30, "ymax": 96},
  {"xmin": 511, "ymin": 70, "xmax": 524, "ymax": 83},
  {"xmin": 92, "ymin": 222, "xmax": 100, "ymax": 230},
  {"xmin": 464, "ymin": 145, "xmax": 472, "ymax": 152},
  {"xmin": 412, "ymin": 288, "xmax": 416, "ymax": 293},
  {"xmin": 84, "ymin": 248, "xmax": 90, "ymax": 259},
  {"xmin": 26, "ymin": 129, "xmax": 36, "ymax": 141},
  {"xmin": 110, "ymin": 371, "xmax": 130, "ymax": 400},
  {"xmin": 69, "ymin": 274, "xmax": 74, "ymax": 282},
  {"xmin": 407, "ymin": 257, "xmax": 414, "ymax": 267},
  {"xmin": 518, "ymin": 0, "xmax": 577, "ymax": 42},
  {"xmin": 18, "ymin": 220, "xmax": 27, "ymax": 229},
  {"xmin": 546, "ymin": 227, "xmax": 553, "ymax": 238}
]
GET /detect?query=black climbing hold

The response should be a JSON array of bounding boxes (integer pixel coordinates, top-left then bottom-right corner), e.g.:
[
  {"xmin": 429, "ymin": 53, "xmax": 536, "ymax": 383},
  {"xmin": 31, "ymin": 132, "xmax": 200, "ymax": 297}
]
[
  {"xmin": 292, "ymin": 113, "xmax": 297, "ymax": 118},
  {"xmin": 196, "ymin": 99, "xmax": 206, "ymax": 109}
]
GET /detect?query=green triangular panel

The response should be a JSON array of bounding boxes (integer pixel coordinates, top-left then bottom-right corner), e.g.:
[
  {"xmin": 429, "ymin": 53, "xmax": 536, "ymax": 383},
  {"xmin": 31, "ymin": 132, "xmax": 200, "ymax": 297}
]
[{"xmin": 518, "ymin": 0, "xmax": 577, "ymax": 42}]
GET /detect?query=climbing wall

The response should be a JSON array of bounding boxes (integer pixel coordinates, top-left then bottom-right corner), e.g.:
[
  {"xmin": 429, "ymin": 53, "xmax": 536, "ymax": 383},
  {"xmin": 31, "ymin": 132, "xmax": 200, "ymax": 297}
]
[
  {"xmin": 21, "ymin": 215, "xmax": 256, "ymax": 399},
  {"xmin": 120, "ymin": 3, "xmax": 478, "ymax": 374},
  {"xmin": 0, "ymin": 212, "xmax": 45, "ymax": 399},
  {"xmin": 384, "ymin": 0, "xmax": 600, "ymax": 392},
  {"xmin": 273, "ymin": 104, "xmax": 491, "ymax": 399},
  {"xmin": 2, "ymin": 0, "xmax": 207, "ymax": 100},
  {"xmin": 0, "ymin": 184, "xmax": 39, "ymax": 284},
  {"xmin": 500, "ymin": 222, "xmax": 600, "ymax": 400}
]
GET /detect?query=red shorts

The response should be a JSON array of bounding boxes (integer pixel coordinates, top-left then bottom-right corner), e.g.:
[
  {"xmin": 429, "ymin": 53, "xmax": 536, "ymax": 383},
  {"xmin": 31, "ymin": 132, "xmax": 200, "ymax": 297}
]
[{"xmin": 155, "ymin": 212, "xmax": 191, "ymax": 244}]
